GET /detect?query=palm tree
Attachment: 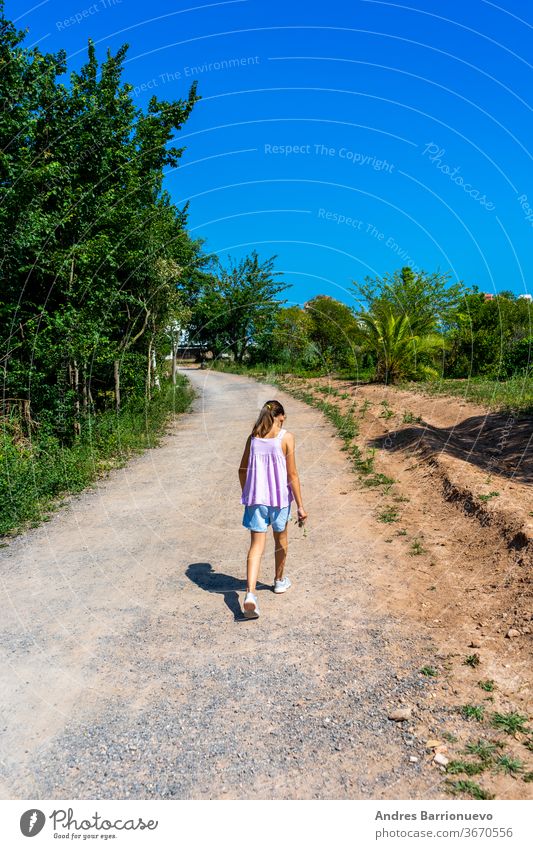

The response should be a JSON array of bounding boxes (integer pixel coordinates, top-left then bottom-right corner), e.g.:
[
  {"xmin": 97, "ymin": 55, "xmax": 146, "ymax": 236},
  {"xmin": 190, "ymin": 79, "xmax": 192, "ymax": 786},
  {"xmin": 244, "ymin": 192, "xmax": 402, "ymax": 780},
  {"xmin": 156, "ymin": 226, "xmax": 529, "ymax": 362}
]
[{"xmin": 357, "ymin": 305, "xmax": 447, "ymax": 384}]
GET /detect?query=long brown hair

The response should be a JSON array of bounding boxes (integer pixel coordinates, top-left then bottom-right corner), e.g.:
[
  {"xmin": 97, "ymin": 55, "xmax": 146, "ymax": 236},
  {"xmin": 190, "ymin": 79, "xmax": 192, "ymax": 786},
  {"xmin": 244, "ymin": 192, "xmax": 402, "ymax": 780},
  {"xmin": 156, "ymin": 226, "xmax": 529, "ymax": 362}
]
[{"xmin": 252, "ymin": 399, "xmax": 285, "ymax": 438}]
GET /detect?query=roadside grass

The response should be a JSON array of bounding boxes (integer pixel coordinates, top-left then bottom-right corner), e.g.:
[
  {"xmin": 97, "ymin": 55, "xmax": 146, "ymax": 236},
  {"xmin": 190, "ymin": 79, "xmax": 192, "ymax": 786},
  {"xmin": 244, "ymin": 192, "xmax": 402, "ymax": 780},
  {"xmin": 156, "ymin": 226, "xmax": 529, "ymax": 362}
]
[
  {"xmin": 0, "ymin": 376, "xmax": 194, "ymax": 538},
  {"xmin": 463, "ymin": 740, "xmax": 503, "ymax": 763},
  {"xmin": 446, "ymin": 759, "xmax": 485, "ymax": 776},
  {"xmin": 401, "ymin": 375, "xmax": 533, "ymax": 414},
  {"xmin": 420, "ymin": 665, "xmax": 438, "ymax": 677},
  {"xmin": 442, "ymin": 731, "xmax": 458, "ymax": 743},
  {"xmin": 463, "ymin": 653, "xmax": 481, "ymax": 668},
  {"xmin": 377, "ymin": 506, "xmax": 400, "ymax": 523},
  {"xmin": 445, "ymin": 779, "xmax": 494, "ymax": 800},
  {"xmin": 478, "ymin": 491, "xmax": 500, "ymax": 502},
  {"xmin": 211, "ymin": 361, "xmax": 327, "ymax": 379},
  {"xmin": 460, "ymin": 704, "xmax": 485, "ymax": 722},
  {"xmin": 362, "ymin": 472, "xmax": 395, "ymax": 488},
  {"xmin": 490, "ymin": 712, "xmax": 530, "ymax": 735},
  {"xmin": 444, "ymin": 736, "xmax": 533, "ymax": 794},
  {"xmin": 495, "ymin": 755, "xmax": 524, "ymax": 776},
  {"xmin": 478, "ymin": 679, "xmax": 495, "ymax": 692},
  {"xmin": 379, "ymin": 400, "xmax": 395, "ymax": 419},
  {"xmin": 210, "ymin": 360, "xmax": 375, "ymax": 382},
  {"xmin": 408, "ymin": 538, "xmax": 426, "ymax": 555},
  {"xmin": 402, "ymin": 410, "xmax": 422, "ymax": 423}
]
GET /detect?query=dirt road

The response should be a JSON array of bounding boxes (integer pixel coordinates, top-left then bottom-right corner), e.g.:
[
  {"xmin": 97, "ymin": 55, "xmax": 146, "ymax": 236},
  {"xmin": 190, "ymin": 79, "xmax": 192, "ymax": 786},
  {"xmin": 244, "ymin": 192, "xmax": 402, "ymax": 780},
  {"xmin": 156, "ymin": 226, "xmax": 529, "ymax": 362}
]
[{"xmin": 0, "ymin": 368, "xmax": 473, "ymax": 799}]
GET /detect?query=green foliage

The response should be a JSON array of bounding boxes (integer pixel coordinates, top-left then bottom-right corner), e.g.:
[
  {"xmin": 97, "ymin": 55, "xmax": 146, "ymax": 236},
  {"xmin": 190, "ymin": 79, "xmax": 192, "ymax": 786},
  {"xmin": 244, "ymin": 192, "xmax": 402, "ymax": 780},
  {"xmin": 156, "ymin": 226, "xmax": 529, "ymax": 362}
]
[
  {"xmin": 501, "ymin": 336, "xmax": 533, "ymax": 378},
  {"xmin": 445, "ymin": 779, "xmax": 494, "ymax": 800},
  {"xmin": 463, "ymin": 740, "xmax": 501, "ymax": 763},
  {"xmin": 460, "ymin": 704, "xmax": 485, "ymax": 721},
  {"xmin": 478, "ymin": 491, "xmax": 499, "ymax": 502},
  {"xmin": 351, "ymin": 265, "xmax": 465, "ymax": 334},
  {"xmin": 0, "ymin": 5, "xmax": 203, "ymax": 445},
  {"xmin": 408, "ymin": 538, "xmax": 426, "ymax": 555},
  {"xmin": 189, "ymin": 251, "xmax": 288, "ymax": 363},
  {"xmin": 261, "ymin": 306, "xmax": 319, "ymax": 367},
  {"xmin": 355, "ymin": 303, "xmax": 447, "ymax": 384},
  {"xmin": 402, "ymin": 410, "xmax": 422, "ymax": 423},
  {"xmin": 444, "ymin": 293, "xmax": 533, "ymax": 378},
  {"xmin": 446, "ymin": 760, "xmax": 486, "ymax": 776},
  {"xmin": 490, "ymin": 712, "xmax": 530, "ymax": 735},
  {"xmin": 304, "ymin": 295, "xmax": 361, "ymax": 370},
  {"xmin": 350, "ymin": 264, "xmax": 460, "ymax": 383},
  {"xmin": 378, "ymin": 506, "xmax": 399, "ymax": 523},
  {"xmin": 495, "ymin": 755, "xmax": 524, "ymax": 775}
]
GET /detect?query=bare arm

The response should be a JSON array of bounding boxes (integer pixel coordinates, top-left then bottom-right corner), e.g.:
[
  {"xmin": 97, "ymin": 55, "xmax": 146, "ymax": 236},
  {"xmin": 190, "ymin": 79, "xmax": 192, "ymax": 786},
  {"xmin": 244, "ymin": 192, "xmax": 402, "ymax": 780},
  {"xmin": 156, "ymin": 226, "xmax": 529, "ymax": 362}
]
[
  {"xmin": 283, "ymin": 432, "xmax": 308, "ymax": 521},
  {"xmin": 238, "ymin": 435, "xmax": 252, "ymax": 492}
]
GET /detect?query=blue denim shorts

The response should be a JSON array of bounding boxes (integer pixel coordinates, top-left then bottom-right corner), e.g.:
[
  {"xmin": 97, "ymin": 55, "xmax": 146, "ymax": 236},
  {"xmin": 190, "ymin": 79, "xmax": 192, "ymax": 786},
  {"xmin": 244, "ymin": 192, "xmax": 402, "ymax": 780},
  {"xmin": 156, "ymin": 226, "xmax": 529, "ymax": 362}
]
[{"xmin": 242, "ymin": 503, "xmax": 291, "ymax": 532}]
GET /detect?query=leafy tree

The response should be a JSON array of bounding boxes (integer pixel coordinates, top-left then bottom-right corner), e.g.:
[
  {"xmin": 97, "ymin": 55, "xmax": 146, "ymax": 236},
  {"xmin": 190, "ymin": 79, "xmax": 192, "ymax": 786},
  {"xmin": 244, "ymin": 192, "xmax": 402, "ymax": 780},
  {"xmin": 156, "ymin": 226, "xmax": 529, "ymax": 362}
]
[
  {"xmin": 250, "ymin": 306, "xmax": 318, "ymax": 366},
  {"xmin": 351, "ymin": 266, "xmax": 465, "ymax": 335},
  {"xmin": 501, "ymin": 336, "xmax": 532, "ymax": 377},
  {"xmin": 304, "ymin": 295, "xmax": 360, "ymax": 369},
  {"xmin": 357, "ymin": 304, "xmax": 447, "ymax": 383},
  {"xmin": 445, "ymin": 292, "xmax": 533, "ymax": 378},
  {"xmin": 0, "ymin": 3, "xmax": 203, "ymax": 439},
  {"xmin": 189, "ymin": 252, "xmax": 288, "ymax": 362}
]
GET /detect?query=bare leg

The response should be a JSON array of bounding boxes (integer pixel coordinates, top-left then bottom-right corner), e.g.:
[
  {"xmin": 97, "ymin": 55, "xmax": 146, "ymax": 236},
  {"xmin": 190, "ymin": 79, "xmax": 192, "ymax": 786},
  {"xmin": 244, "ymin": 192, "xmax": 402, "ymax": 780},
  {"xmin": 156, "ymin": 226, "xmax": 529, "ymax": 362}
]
[
  {"xmin": 273, "ymin": 528, "xmax": 288, "ymax": 582},
  {"xmin": 246, "ymin": 531, "xmax": 267, "ymax": 593}
]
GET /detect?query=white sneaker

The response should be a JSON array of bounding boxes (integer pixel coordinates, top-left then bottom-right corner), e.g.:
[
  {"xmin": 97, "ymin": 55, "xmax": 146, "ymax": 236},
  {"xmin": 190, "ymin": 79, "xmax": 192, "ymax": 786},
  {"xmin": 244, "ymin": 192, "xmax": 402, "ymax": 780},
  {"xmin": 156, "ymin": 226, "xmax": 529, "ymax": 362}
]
[
  {"xmin": 243, "ymin": 591, "xmax": 260, "ymax": 618},
  {"xmin": 273, "ymin": 576, "xmax": 292, "ymax": 594}
]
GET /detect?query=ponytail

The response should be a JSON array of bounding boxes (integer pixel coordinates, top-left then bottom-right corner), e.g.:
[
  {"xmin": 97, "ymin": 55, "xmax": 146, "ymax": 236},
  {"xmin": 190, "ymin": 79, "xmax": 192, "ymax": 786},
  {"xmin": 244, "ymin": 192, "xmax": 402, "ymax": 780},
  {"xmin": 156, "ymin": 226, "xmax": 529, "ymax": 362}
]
[{"xmin": 252, "ymin": 399, "xmax": 285, "ymax": 437}]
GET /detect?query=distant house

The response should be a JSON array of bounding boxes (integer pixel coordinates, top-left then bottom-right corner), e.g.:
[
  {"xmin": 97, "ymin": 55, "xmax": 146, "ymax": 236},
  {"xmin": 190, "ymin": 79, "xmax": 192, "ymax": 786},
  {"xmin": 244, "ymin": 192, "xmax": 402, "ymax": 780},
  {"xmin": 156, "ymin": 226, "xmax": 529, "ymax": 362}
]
[{"xmin": 482, "ymin": 292, "xmax": 532, "ymax": 301}]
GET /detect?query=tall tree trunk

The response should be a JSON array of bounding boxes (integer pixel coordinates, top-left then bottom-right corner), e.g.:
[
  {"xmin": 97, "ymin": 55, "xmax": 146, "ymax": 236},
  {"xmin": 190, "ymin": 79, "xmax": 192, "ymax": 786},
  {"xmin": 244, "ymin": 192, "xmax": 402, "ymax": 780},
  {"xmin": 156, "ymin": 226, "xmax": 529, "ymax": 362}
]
[
  {"xmin": 82, "ymin": 365, "xmax": 88, "ymax": 415},
  {"xmin": 114, "ymin": 359, "xmax": 121, "ymax": 413},
  {"xmin": 146, "ymin": 339, "xmax": 152, "ymax": 402},
  {"xmin": 73, "ymin": 359, "xmax": 81, "ymax": 436},
  {"xmin": 152, "ymin": 346, "xmax": 160, "ymax": 391},
  {"xmin": 171, "ymin": 342, "xmax": 177, "ymax": 385}
]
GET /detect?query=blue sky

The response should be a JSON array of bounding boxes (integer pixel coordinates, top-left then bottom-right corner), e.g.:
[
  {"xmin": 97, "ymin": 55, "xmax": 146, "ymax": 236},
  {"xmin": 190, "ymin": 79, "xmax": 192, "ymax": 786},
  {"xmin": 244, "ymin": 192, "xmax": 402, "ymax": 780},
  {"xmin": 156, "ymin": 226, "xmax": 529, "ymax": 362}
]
[{"xmin": 13, "ymin": 0, "xmax": 533, "ymax": 307}]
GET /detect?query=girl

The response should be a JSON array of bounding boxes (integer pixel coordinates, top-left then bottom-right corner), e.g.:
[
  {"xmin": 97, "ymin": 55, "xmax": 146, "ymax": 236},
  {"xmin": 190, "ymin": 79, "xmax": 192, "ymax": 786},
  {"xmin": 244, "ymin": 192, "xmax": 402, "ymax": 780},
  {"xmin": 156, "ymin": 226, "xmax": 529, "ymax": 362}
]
[{"xmin": 238, "ymin": 399, "xmax": 308, "ymax": 619}]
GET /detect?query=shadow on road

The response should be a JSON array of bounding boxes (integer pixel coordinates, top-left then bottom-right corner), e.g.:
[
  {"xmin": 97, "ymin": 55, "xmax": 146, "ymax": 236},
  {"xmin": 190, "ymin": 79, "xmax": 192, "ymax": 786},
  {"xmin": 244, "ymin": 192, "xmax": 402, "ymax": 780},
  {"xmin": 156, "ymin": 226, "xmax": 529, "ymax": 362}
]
[
  {"xmin": 185, "ymin": 562, "xmax": 271, "ymax": 622},
  {"xmin": 368, "ymin": 413, "xmax": 533, "ymax": 484}
]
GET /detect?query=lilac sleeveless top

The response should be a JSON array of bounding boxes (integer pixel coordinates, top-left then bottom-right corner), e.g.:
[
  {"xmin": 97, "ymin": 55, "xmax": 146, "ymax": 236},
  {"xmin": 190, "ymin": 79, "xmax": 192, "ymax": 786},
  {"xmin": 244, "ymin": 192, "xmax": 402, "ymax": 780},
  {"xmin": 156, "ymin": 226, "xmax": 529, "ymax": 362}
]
[{"xmin": 241, "ymin": 428, "xmax": 294, "ymax": 508}]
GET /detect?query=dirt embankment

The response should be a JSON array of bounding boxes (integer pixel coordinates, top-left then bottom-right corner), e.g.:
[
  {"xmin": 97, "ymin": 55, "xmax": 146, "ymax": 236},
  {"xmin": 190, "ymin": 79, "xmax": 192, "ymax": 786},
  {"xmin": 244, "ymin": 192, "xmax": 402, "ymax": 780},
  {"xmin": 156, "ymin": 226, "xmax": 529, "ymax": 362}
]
[{"xmin": 277, "ymin": 374, "xmax": 533, "ymax": 798}]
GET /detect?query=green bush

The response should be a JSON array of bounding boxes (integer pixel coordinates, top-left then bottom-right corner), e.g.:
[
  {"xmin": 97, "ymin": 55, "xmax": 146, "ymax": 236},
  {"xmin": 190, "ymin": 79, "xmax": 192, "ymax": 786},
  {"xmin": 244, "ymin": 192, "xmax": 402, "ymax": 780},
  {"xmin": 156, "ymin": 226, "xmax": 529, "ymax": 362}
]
[{"xmin": 500, "ymin": 337, "xmax": 533, "ymax": 379}]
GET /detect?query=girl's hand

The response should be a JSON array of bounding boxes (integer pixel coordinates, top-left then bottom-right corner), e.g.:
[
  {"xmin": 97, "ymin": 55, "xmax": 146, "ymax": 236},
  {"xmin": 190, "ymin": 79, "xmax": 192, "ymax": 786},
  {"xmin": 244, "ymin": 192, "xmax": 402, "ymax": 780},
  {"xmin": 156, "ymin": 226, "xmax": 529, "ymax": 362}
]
[{"xmin": 297, "ymin": 506, "xmax": 308, "ymax": 526}]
